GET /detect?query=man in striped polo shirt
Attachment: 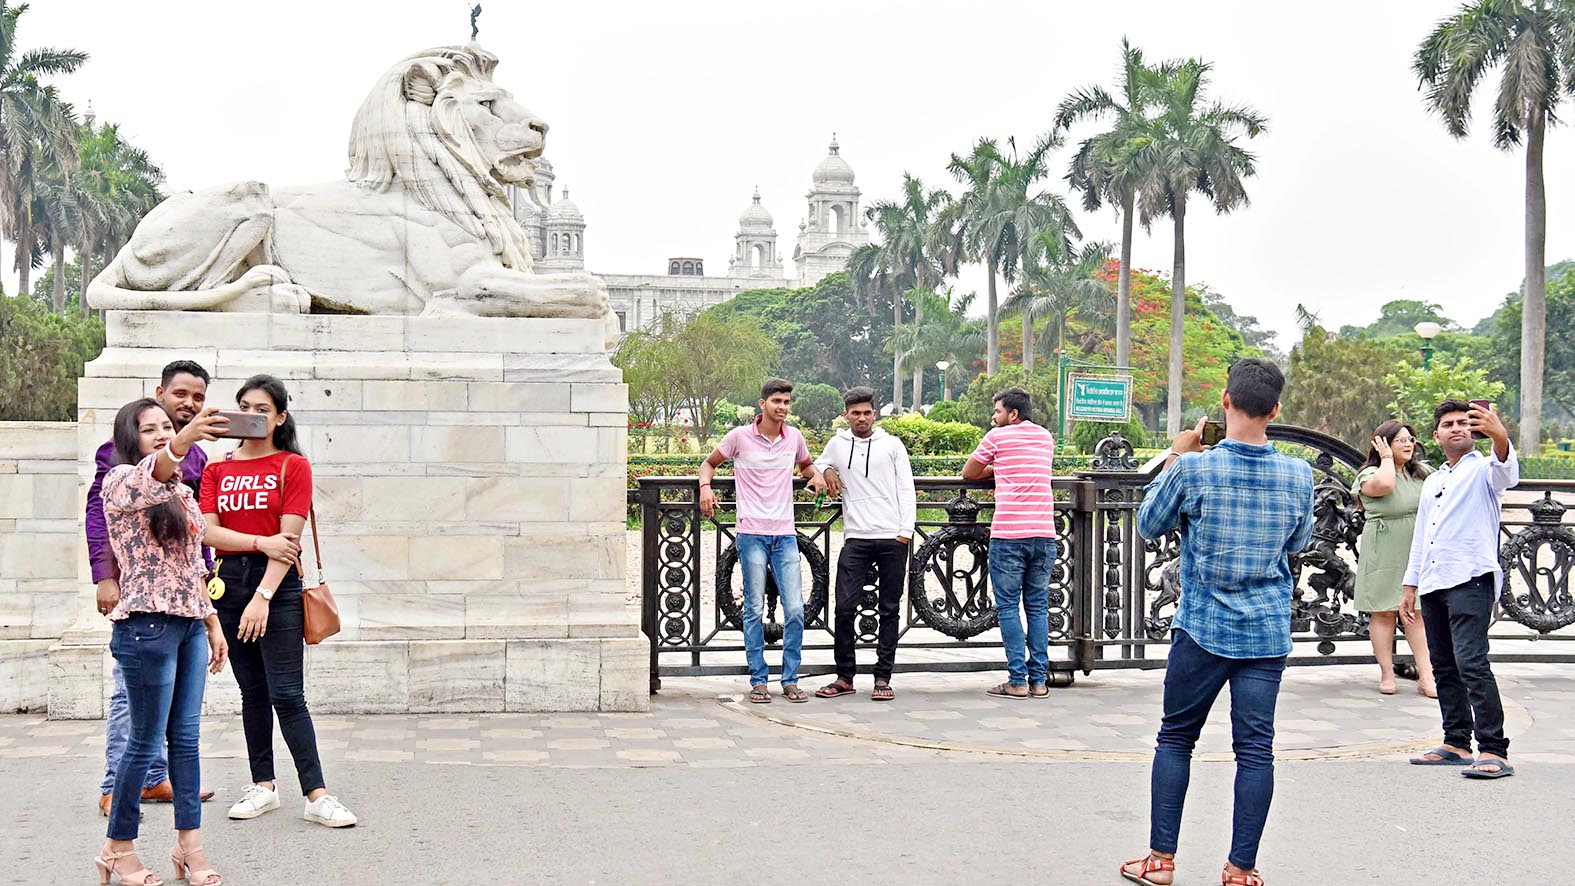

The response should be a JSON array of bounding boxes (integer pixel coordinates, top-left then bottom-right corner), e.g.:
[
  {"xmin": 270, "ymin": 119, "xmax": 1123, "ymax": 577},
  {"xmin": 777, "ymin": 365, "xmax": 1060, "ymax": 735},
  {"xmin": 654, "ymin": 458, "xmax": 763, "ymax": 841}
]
[
  {"xmin": 963, "ymin": 386, "xmax": 1058, "ymax": 699},
  {"xmin": 699, "ymin": 378, "xmax": 825, "ymax": 704}
]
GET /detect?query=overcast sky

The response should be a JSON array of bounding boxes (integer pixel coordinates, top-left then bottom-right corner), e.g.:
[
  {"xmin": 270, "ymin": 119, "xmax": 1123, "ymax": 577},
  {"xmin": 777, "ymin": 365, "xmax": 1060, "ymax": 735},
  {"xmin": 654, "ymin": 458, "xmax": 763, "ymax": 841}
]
[{"xmin": 23, "ymin": 0, "xmax": 1573, "ymax": 351}]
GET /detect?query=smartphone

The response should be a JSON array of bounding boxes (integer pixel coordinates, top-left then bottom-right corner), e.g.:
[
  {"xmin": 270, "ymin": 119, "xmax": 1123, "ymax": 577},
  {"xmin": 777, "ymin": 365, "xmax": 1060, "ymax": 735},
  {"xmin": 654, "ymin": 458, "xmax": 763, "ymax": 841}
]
[
  {"xmin": 1468, "ymin": 399, "xmax": 1492, "ymax": 440},
  {"xmin": 214, "ymin": 410, "xmax": 270, "ymax": 439},
  {"xmin": 1200, "ymin": 419, "xmax": 1225, "ymax": 447}
]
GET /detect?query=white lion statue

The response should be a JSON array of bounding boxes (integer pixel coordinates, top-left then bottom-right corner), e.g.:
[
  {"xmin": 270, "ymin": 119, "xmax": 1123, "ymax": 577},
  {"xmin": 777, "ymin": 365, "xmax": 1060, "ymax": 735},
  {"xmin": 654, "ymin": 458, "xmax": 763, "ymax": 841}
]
[{"xmin": 88, "ymin": 45, "xmax": 615, "ymax": 341}]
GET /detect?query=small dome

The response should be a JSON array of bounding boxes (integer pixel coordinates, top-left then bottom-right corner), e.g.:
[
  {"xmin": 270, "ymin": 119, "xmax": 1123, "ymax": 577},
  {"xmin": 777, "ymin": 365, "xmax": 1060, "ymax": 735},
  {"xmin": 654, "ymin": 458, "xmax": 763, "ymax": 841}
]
[
  {"xmin": 546, "ymin": 187, "xmax": 583, "ymax": 224},
  {"xmin": 738, "ymin": 188, "xmax": 774, "ymax": 229},
  {"xmin": 812, "ymin": 134, "xmax": 855, "ymax": 185}
]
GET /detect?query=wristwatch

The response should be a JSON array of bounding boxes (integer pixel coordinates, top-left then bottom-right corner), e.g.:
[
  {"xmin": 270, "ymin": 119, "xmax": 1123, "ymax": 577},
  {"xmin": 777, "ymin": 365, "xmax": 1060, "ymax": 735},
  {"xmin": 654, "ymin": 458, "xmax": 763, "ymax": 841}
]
[{"xmin": 256, "ymin": 587, "xmax": 276, "ymax": 602}]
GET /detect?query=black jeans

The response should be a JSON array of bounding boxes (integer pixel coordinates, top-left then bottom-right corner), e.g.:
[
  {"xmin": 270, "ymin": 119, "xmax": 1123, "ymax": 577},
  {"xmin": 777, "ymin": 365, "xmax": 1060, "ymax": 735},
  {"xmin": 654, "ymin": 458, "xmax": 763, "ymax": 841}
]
[
  {"xmin": 1420, "ymin": 572, "xmax": 1508, "ymax": 758},
  {"xmin": 215, "ymin": 554, "xmax": 326, "ymax": 794},
  {"xmin": 832, "ymin": 538, "xmax": 909, "ymax": 684}
]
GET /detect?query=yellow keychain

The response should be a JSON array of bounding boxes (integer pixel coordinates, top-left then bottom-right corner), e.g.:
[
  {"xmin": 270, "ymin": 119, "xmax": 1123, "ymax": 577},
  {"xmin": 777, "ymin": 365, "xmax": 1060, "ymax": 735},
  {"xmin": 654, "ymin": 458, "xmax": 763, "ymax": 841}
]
[{"xmin": 207, "ymin": 558, "xmax": 226, "ymax": 601}]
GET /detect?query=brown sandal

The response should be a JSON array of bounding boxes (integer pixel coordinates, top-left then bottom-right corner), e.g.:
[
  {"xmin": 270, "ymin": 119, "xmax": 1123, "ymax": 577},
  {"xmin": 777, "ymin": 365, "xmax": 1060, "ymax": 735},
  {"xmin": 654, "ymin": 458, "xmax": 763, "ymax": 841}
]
[
  {"xmin": 1221, "ymin": 865, "xmax": 1263, "ymax": 885},
  {"xmin": 816, "ymin": 679, "xmax": 855, "ymax": 698},
  {"xmin": 871, "ymin": 682, "xmax": 894, "ymax": 701},
  {"xmin": 1119, "ymin": 853, "xmax": 1175, "ymax": 884},
  {"xmin": 748, "ymin": 685, "xmax": 771, "ymax": 704}
]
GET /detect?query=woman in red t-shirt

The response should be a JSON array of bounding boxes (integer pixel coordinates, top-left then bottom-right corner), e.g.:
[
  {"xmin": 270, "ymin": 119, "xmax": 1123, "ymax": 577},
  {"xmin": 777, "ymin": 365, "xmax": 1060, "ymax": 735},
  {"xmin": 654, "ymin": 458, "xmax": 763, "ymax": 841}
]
[{"xmin": 198, "ymin": 374, "xmax": 357, "ymax": 828}]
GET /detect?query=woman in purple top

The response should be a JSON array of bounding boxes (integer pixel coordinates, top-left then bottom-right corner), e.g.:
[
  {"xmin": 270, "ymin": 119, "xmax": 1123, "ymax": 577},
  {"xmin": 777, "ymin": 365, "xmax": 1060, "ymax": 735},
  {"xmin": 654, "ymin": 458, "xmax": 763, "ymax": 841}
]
[{"xmin": 95, "ymin": 400, "xmax": 229, "ymax": 886}]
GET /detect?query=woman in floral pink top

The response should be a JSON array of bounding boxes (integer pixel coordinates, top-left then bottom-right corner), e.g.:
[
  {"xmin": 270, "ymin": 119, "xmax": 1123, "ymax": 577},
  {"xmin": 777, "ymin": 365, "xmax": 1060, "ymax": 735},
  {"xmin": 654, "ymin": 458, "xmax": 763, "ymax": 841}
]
[{"xmin": 96, "ymin": 399, "xmax": 229, "ymax": 886}]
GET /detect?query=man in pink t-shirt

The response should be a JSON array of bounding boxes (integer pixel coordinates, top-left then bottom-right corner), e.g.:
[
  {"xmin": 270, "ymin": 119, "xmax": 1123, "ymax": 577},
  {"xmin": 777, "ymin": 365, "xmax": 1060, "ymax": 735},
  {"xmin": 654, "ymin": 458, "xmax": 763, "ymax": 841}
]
[
  {"xmin": 963, "ymin": 386, "xmax": 1058, "ymax": 699},
  {"xmin": 699, "ymin": 378, "xmax": 824, "ymax": 704}
]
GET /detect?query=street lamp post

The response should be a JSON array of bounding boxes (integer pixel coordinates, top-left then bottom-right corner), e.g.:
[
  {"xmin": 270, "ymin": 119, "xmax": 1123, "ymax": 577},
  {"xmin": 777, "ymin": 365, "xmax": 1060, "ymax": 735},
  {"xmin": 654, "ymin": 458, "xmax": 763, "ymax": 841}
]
[
  {"xmin": 936, "ymin": 360, "xmax": 951, "ymax": 401},
  {"xmin": 1414, "ymin": 321, "xmax": 1442, "ymax": 370}
]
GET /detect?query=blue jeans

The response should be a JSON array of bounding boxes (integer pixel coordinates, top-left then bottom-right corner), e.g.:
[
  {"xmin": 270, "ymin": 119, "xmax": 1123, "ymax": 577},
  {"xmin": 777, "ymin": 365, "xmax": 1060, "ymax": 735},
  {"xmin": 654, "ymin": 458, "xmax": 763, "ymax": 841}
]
[
  {"xmin": 1151, "ymin": 629, "xmax": 1286, "ymax": 871},
  {"xmin": 107, "ymin": 614, "xmax": 208, "ymax": 840},
  {"xmin": 101, "ymin": 661, "xmax": 169, "ymax": 794},
  {"xmin": 988, "ymin": 537, "xmax": 1056, "ymax": 685},
  {"xmin": 737, "ymin": 533, "xmax": 804, "ymax": 687}
]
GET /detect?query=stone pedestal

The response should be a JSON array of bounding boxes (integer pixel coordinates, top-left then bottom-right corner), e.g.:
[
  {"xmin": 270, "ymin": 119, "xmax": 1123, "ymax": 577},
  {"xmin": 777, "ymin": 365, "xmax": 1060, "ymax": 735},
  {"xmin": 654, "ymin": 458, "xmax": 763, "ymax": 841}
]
[{"xmin": 48, "ymin": 310, "xmax": 644, "ymax": 715}]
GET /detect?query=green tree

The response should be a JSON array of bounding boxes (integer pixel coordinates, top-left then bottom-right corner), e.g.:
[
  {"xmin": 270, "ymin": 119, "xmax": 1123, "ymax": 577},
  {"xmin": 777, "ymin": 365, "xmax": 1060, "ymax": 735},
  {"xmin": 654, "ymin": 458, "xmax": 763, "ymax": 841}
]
[
  {"xmin": 1337, "ymin": 298, "xmax": 1453, "ymax": 339},
  {"xmin": 986, "ymin": 135, "xmax": 1079, "ymax": 374},
  {"xmin": 853, "ymin": 174, "xmax": 950, "ymax": 409},
  {"xmin": 1485, "ymin": 265, "xmax": 1575, "ymax": 418},
  {"xmin": 1385, "ymin": 356, "xmax": 1508, "ymax": 462},
  {"xmin": 1123, "ymin": 268, "xmax": 1258, "ymax": 431},
  {"xmin": 955, "ymin": 364, "xmax": 1059, "ymax": 430},
  {"xmin": 1137, "ymin": 57, "xmax": 1268, "ymax": 434},
  {"xmin": 1281, "ymin": 323, "xmax": 1415, "ymax": 447},
  {"xmin": 1199, "ymin": 285, "xmax": 1280, "ymax": 361},
  {"xmin": 0, "ymin": 286, "xmax": 104, "ymax": 420},
  {"xmin": 792, "ymin": 382, "xmax": 843, "ymax": 429},
  {"xmin": 1416, "ymin": 0, "xmax": 1575, "ymax": 450},
  {"xmin": 0, "ymin": 1, "xmax": 85, "ymax": 297},
  {"xmin": 943, "ymin": 139, "xmax": 1007, "ymax": 374},
  {"xmin": 891, "ymin": 286, "xmax": 986, "ymax": 406},
  {"xmin": 65, "ymin": 116, "xmax": 164, "ymax": 315},
  {"xmin": 672, "ymin": 311, "xmax": 779, "ymax": 446},
  {"xmin": 1056, "ymin": 37, "xmax": 1162, "ymax": 370},
  {"xmin": 612, "ymin": 312, "xmax": 688, "ymax": 452}
]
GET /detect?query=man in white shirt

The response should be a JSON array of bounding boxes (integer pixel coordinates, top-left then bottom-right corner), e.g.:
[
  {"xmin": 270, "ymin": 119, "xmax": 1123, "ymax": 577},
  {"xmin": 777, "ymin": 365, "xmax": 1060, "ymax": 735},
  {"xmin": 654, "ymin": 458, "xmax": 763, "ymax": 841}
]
[
  {"xmin": 812, "ymin": 387, "xmax": 917, "ymax": 701},
  {"xmin": 1401, "ymin": 398, "xmax": 1518, "ymax": 779}
]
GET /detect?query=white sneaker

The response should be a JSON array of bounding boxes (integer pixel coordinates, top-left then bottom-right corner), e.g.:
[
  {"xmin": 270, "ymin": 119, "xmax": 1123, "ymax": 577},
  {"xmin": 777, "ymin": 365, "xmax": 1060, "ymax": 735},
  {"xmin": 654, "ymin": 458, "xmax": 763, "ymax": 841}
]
[
  {"xmin": 227, "ymin": 783, "xmax": 280, "ymax": 820},
  {"xmin": 303, "ymin": 794, "xmax": 358, "ymax": 828}
]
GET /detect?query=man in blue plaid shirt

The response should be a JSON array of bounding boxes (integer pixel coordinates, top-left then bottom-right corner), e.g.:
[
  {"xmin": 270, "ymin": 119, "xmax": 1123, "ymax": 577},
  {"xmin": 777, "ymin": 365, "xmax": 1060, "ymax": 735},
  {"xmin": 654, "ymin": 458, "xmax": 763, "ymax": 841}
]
[{"xmin": 1119, "ymin": 359, "xmax": 1314, "ymax": 886}]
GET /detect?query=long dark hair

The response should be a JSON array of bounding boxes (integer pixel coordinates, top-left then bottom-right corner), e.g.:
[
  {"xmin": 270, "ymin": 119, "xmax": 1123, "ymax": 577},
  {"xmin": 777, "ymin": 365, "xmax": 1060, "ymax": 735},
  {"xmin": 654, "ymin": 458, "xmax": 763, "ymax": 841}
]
[
  {"xmin": 237, "ymin": 374, "xmax": 305, "ymax": 456},
  {"xmin": 1361, "ymin": 419, "xmax": 1428, "ymax": 480},
  {"xmin": 111, "ymin": 399, "xmax": 191, "ymax": 546}
]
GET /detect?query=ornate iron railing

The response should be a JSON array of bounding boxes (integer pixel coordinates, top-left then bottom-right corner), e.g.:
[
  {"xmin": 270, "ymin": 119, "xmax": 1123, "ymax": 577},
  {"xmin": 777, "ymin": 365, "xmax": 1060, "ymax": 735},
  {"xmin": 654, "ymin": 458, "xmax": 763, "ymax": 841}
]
[{"xmin": 637, "ymin": 425, "xmax": 1575, "ymax": 690}]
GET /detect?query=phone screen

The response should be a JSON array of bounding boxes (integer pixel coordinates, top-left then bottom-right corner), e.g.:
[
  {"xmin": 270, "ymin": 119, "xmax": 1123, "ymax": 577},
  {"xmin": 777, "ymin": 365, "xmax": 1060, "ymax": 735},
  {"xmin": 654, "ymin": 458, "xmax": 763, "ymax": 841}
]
[{"xmin": 1201, "ymin": 420, "xmax": 1225, "ymax": 447}]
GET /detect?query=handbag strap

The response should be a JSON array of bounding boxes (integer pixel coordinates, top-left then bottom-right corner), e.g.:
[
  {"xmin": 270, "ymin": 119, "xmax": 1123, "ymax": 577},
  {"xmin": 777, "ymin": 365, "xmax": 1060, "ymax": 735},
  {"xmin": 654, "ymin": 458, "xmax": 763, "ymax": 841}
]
[{"xmin": 279, "ymin": 455, "xmax": 325, "ymax": 582}]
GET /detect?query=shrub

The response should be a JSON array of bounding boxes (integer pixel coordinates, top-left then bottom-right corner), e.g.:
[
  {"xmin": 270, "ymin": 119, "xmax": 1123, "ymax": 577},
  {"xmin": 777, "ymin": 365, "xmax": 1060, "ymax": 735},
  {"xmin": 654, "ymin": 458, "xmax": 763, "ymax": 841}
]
[
  {"xmin": 879, "ymin": 413, "xmax": 984, "ymax": 455},
  {"xmin": 925, "ymin": 400, "xmax": 962, "ymax": 423},
  {"xmin": 792, "ymin": 382, "xmax": 844, "ymax": 429},
  {"xmin": 0, "ymin": 294, "xmax": 105, "ymax": 421},
  {"xmin": 1071, "ymin": 414, "xmax": 1152, "ymax": 454},
  {"xmin": 955, "ymin": 365, "xmax": 1057, "ymax": 429}
]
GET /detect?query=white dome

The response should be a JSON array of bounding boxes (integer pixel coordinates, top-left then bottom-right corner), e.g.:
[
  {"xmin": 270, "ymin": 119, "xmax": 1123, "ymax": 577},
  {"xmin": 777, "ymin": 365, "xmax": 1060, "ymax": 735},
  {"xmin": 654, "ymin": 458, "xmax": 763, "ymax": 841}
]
[
  {"xmin": 738, "ymin": 188, "xmax": 773, "ymax": 229},
  {"xmin": 812, "ymin": 135, "xmax": 855, "ymax": 185},
  {"xmin": 545, "ymin": 187, "xmax": 583, "ymax": 224}
]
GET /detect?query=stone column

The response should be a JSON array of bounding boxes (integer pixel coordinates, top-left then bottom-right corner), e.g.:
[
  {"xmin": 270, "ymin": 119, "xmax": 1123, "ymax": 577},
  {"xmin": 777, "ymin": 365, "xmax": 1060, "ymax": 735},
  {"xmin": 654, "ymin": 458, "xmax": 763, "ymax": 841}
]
[{"xmin": 48, "ymin": 310, "xmax": 645, "ymax": 716}]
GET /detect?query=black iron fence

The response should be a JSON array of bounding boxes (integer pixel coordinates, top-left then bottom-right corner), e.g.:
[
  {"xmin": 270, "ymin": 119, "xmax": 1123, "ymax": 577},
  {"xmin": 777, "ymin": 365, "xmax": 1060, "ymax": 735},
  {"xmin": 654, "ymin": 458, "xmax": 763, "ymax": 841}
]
[{"xmin": 637, "ymin": 426, "xmax": 1575, "ymax": 691}]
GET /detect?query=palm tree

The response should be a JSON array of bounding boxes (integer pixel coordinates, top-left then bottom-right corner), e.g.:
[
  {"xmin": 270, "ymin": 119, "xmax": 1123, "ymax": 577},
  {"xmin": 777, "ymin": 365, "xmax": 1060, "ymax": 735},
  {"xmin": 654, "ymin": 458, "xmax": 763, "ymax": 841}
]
[
  {"xmin": 893, "ymin": 286, "xmax": 986, "ymax": 403},
  {"xmin": 1416, "ymin": 0, "xmax": 1575, "ymax": 452},
  {"xmin": 0, "ymin": 1, "xmax": 86, "ymax": 296},
  {"xmin": 1055, "ymin": 38, "xmax": 1162, "ymax": 371},
  {"xmin": 943, "ymin": 139, "xmax": 1005, "ymax": 373},
  {"xmin": 1003, "ymin": 234, "xmax": 1115, "ymax": 372},
  {"xmin": 67, "ymin": 117, "xmax": 164, "ymax": 314},
  {"xmin": 1137, "ymin": 59, "xmax": 1267, "ymax": 434},
  {"xmin": 853, "ymin": 174, "xmax": 951, "ymax": 411}
]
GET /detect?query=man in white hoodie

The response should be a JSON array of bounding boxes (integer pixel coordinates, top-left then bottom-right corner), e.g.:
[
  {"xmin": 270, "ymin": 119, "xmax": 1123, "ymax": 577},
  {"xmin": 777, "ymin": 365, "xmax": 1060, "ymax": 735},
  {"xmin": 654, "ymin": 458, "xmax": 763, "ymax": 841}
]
[{"xmin": 811, "ymin": 387, "xmax": 917, "ymax": 701}]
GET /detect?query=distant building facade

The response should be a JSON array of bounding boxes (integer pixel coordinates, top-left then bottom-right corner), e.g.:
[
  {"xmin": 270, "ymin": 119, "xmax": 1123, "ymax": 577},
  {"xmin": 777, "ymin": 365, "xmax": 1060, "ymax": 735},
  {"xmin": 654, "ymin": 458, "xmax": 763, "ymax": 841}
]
[{"xmin": 510, "ymin": 137, "xmax": 867, "ymax": 333}]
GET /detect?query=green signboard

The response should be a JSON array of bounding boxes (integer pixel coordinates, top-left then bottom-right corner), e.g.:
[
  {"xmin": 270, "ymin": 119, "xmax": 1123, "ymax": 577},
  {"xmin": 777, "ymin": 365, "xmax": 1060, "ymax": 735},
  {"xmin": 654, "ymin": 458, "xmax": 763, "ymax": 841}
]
[{"xmin": 1067, "ymin": 374, "xmax": 1132, "ymax": 422}]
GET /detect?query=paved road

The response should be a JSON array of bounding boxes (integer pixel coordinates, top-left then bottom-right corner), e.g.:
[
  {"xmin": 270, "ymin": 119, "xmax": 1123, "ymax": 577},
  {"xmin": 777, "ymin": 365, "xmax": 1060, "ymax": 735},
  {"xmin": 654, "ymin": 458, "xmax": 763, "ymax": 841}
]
[{"xmin": 11, "ymin": 665, "xmax": 1572, "ymax": 884}]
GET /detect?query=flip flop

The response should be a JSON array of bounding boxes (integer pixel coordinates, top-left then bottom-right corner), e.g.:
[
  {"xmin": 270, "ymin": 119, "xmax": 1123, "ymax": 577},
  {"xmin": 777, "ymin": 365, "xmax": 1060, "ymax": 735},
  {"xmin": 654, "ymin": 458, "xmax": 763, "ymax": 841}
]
[
  {"xmin": 1409, "ymin": 747, "xmax": 1471, "ymax": 766},
  {"xmin": 1461, "ymin": 760, "xmax": 1515, "ymax": 779},
  {"xmin": 747, "ymin": 685, "xmax": 771, "ymax": 704},
  {"xmin": 871, "ymin": 682, "xmax": 894, "ymax": 701},
  {"xmin": 815, "ymin": 680, "xmax": 856, "ymax": 699},
  {"xmin": 782, "ymin": 685, "xmax": 809, "ymax": 703},
  {"xmin": 985, "ymin": 682, "xmax": 1028, "ymax": 700}
]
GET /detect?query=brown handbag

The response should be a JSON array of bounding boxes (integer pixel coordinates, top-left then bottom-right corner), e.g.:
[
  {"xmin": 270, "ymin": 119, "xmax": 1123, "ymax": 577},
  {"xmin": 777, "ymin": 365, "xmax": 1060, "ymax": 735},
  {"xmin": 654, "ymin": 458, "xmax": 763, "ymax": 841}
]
[{"xmin": 281, "ymin": 457, "xmax": 341, "ymax": 645}]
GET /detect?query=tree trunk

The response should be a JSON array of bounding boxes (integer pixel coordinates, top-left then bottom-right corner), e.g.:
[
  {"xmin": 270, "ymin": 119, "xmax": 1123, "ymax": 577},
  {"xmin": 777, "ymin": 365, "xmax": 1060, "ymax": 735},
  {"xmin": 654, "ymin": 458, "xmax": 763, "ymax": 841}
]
[
  {"xmin": 50, "ymin": 239, "xmax": 66, "ymax": 313},
  {"xmin": 909, "ymin": 293, "xmax": 925, "ymax": 411},
  {"xmin": 17, "ymin": 215, "xmax": 31, "ymax": 297},
  {"xmin": 1520, "ymin": 106, "xmax": 1547, "ymax": 452},
  {"xmin": 1117, "ymin": 190, "xmax": 1135, "ymax": 368},
  {"xmin": 1166, "ymin": 192, "xmax": 1187, "ymax": 437},
  {"xmin": 79, "ymin": 231, "xmax": 93, "ymax": 318},
  {"xmin": 1022, "ymin": 307, "xmax": 1035, "ymax": 374},
  {"xmin": 892, "ymin": 290, "xmax": 904, "ymax": 413},
  {"xmin": 985, "ymin": 261, "xmax": 1000, "ymax": 375}
]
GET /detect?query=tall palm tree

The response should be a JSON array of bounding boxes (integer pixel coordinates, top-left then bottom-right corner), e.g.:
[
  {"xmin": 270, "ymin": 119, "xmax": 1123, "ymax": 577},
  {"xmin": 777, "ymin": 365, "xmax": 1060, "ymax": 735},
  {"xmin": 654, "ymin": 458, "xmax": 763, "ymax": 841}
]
[
  {"xmin": 943, "ymin": 139, "xmax": 1005, "ymax": 373},
  {"xmin": 853, "ymin": 174, "xmax": 951, "ymax": 411},
  {"xmin": 1416, "ymin": 0, "xmax": 1575, "ymax": 451},
  {"xmin": 1055, "ymin": 38, "xmax": 1163, "ymax": 371},
  {"xmin": 1003, "ymin": 234, "xmax": 1114, "ymax": 372},
  {"xmin": 846, "ymin": 241, "xmax": 901, "ymax": 408},
  {"xmin": 1137, "ymin": 59, "xmax": 1267, "ymax": 434},
  {"xmin": 0, "ymin": 1, "xmax": 86, "ymax": 296}
]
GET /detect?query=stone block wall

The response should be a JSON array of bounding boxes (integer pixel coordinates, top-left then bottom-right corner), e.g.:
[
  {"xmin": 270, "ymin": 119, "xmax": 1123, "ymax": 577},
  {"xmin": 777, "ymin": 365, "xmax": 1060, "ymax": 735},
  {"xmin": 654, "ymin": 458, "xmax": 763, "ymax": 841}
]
[
  {"xmin": 42, "ymin": 310, "xmax": 645, "ymax": 716},
  {"xmin": 0, "ymin": 422, "xmax": 79, "ymax": 712}
]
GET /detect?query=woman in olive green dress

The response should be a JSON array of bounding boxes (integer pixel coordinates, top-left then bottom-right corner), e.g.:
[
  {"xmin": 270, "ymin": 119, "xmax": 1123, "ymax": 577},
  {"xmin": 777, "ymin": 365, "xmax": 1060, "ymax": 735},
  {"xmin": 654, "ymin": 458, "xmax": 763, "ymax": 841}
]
[{"xmin": 1354, "ymin": 420, "xmax": 1436, "ymax": 697}]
